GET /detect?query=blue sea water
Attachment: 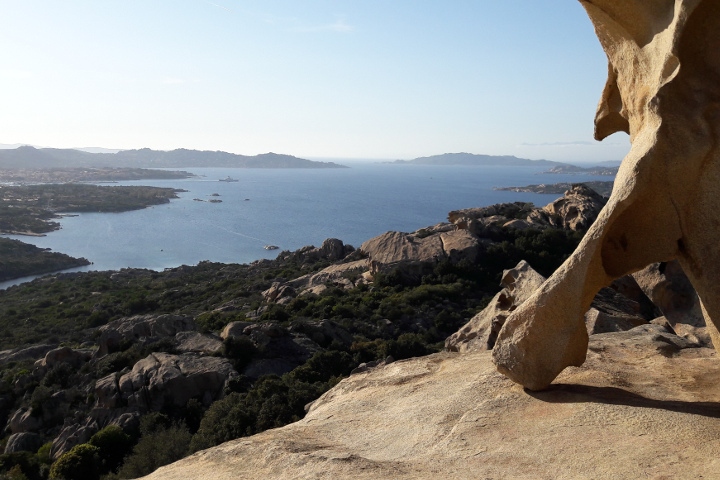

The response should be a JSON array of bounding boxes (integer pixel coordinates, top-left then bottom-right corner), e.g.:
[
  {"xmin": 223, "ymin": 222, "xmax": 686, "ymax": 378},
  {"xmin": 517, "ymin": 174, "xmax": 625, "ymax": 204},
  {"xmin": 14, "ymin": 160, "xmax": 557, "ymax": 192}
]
[{"xmin": 1, "ymin": 162, "xmax": 613, "ymax": 288}]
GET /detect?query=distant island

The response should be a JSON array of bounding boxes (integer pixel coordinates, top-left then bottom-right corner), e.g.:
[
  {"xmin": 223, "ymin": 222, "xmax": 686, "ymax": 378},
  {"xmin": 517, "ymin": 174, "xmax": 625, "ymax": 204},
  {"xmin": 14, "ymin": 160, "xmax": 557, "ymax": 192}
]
[
  {"xmin": 389, "ymin": 152, "xmax": 567, "ymax": 167},
  {"xmin": 0, "ymin": 146, "xmax": 348, "ymax": 169},
  {"xmin": 495, "ymin": 180, "xmax": 614, "ymax": 197},
  {"xmin": 541, "ymin": 165, "xmax": 619, "ymax": 175}
]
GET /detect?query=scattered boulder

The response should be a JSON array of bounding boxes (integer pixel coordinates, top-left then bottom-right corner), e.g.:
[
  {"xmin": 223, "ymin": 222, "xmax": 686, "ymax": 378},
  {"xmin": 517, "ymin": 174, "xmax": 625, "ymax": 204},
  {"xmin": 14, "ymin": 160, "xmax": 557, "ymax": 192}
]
[
  {"xmin": 118, "ymin": 353, "xmax": 238, "ymax": 411},
  {"xmin": 4, "ymin": 432, "xmax": 44, "ymax": 454},
  {"xmin": 220, "ymin": 321, "xmax": 254, "ymax": 340},
  {"xmin": 0, "ymin": 344, "xmax": 59, "ymax": 367},
  {"xmin": 96, "ymin": 314, "xmax": 196, "ymax": 356},
  {"xmin": 33, "ymin": 346, "xmax": 91, "ymax": 378},
  {"xmin": 50, "ymin": 416, "xmax": 98, "ymax": 460},
  {"xmin": 446, "ymin": 261, "xmax": 546, "ymax": 352}
]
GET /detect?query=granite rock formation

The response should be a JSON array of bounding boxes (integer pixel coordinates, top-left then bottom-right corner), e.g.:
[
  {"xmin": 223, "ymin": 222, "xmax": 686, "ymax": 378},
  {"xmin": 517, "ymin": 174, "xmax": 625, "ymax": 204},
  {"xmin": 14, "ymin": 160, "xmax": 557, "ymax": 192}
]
[
  {"xmin": 493, "ymin": 0, "xmax": 720, "ymax": 390},
  {"xmin": 140, "ymin": 330, "xmax": 720, "ymax": 480}
]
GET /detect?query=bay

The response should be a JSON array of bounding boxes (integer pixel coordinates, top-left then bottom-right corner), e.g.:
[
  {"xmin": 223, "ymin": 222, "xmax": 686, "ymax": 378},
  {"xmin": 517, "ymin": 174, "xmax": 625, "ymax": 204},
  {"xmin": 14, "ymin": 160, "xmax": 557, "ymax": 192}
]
[{"xmin": 1, "ymin": 162, "xmax": 613, "ymax": 288}]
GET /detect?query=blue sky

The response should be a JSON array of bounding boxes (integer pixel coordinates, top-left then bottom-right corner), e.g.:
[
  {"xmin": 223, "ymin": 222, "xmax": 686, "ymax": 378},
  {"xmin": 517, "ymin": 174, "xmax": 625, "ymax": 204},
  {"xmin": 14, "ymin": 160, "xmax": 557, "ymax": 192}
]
[{"xmin": 0, "ymin": 1, "xmax": 630, "ymax": 163}]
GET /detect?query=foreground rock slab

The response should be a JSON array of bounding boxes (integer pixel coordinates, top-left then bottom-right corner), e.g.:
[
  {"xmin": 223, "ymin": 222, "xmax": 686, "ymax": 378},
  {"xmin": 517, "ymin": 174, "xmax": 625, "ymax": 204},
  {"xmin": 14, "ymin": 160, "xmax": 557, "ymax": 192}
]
[{"xmin": 142, "ymin": 338, "xmax": 720, "ymax": 480}]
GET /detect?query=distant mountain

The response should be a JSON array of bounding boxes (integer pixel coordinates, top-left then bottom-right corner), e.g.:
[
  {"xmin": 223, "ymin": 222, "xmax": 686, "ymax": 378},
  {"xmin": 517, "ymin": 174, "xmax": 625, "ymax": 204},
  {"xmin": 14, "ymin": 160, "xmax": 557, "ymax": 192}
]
[
  {"xmin": 0, "ymin": 146, "xmax": 348, "ymax": 169},
  {"xmin": 390, "ymin": 152, "xmax": 568, "ymax": 167}
]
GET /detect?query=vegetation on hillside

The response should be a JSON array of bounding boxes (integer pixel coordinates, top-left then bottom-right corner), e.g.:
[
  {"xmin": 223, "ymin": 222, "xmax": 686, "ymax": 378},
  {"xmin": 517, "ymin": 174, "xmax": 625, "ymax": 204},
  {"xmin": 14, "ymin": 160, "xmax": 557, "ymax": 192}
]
[{"xmin": 0, "ymin": 223, "xmax": 584, "ymax": 479}]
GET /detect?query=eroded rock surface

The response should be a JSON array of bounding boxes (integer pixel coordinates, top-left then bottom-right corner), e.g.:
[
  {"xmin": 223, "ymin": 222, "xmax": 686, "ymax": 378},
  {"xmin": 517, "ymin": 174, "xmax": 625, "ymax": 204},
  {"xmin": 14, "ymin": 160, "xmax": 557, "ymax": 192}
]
[
  {"xmin": 493, "ymin": 0, "xmax": 720, "ymax": 390},
  {"xmin": 141, "ymin": 327, "xmax": 720, "ymax": 480}
]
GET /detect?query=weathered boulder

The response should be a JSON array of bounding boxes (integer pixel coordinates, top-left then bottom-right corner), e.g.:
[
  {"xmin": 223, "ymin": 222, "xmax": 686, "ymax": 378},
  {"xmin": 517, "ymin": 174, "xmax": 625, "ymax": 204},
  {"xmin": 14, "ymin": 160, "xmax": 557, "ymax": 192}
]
[
  {"xmin": 4, "ymin": 432, "xmax": 43, "ymax": 454},
  {"xmin": 493, "ymin": 0, "xmax": 720, "ymax": 390},
  {"xmin": 241, "ymin": 323, "xmax": 322, "ymax": 378},
  {"xmin": 360, "ymin": 229, "xmax": 480, "ymax": 275},
  {"xmin": 288, "ymin": 320, "xmax": 355, "ymax": 348},
  {"xmin": 33, "ymin": 346, "xmax": 91, "ymax": 378},
  {"xmin": 275, "ymin": 238, "xmax": 354, "ymax": 265},
  {"xmin": 288, "ymin": 259, "xmax": 369, "ymax": 294},
  {"xmin": 118, "ymin": 353, "xmax": 237, "ymax": 411},
  {"xmin": 220, "ymin": 321, "xmax": 254, "ymax": 339},
  {"xmin": 9, "ymin": 409, "xmax": 43, "ymax": 434},
  {"xmin": 96, "ymin": 314, "xmax": 195, "ymax": 356},
  {"xmin": 261, "ymin": 283, "xmax": 297, "ymax": 305},
  {"xmin": 445, "ymin": 261, "xmax": 546, "ymax": 352},
  {"xmin": 0, "ymin": 344, "xmax": 58, "ymax": 367},
  {"xmin": 527, "ymin": 184, "xmax": 606, "ymax": 231},
  {"xmin": 50, "ymin": 416, "xmax": 98, "ymax": 460}
]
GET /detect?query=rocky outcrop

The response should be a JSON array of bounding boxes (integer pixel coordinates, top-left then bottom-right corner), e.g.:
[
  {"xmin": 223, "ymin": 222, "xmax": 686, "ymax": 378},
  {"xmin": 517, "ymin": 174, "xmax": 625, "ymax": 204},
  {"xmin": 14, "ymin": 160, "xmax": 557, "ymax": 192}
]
[
  {"xmin": 274, "ymin": 238, "xmax": 354, "ymax": 265},
  {"xmin": 117, "ymin": 353, "xmax": 237, "ymax": 411},
  {"xmin": 4, "ymin": 432, "xmax": 43, "ymax": 454},
  {"xmin": 0, "ymin": 344, "xmax": 58, "ymax": 367},
  {"xmin": 141, "ymin": 325, "xmax": 720, "ymax": 480},
  {"xmin": 527, "ymin": 184, "xmax": 606, "ymax": 231},
  {"xmin": 241, "ymin": 323, "xmax": 323, "ymax": 378},
  {"xmin": 493, "ymin": 0, "xmax": 720, "ymax": 390},
  {"xmin": 33, "ymin": 346, "xmax": 91, "ymax": 377},
  {"xmin": 360, "ymin": 229, "xmax": 481, "ymax": 275},
  {"xmin": 445, "ymin": 261, "xmax": 546, "ymax": 352},
  {"xmin": 633, "ymin": 260, "xmax": 714, "ymax": 347},
  {"xmin": 96, "ymin": 314, "xmax": 195, "ymax": 356}
]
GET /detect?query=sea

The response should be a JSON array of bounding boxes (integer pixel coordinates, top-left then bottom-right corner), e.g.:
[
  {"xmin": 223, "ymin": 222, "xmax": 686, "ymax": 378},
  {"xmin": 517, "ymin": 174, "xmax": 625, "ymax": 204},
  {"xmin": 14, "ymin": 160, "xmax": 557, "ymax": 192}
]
[{"xmin": 0, "ymin": 162, "xmax": 614, "ymax": 289}]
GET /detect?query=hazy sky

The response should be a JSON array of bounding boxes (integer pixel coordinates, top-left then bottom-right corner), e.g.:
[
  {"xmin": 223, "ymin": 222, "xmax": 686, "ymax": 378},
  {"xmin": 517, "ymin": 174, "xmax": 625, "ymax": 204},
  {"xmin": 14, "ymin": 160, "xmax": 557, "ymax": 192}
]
[{"xmin": 0, "ymin": 1, "xmax": 631, "ymax": 163}]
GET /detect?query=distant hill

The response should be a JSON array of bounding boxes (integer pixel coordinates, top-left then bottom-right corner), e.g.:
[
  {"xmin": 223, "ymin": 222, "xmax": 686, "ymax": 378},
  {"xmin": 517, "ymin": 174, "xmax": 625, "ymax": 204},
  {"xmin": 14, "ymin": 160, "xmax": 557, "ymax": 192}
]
[
  {"xmin": 390, "ymin": 152, "xmax": 568, "ymax": 167},
  {"xmin": 0, "ymin": 146, "xmax": 348, "ymax": 169}
]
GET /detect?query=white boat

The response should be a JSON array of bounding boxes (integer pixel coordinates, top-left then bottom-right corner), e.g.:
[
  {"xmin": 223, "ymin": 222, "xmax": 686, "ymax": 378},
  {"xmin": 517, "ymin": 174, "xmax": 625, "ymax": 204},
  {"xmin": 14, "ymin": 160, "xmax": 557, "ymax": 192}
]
[{"xmin": 219, "ymin": 176, "xmax": 239, "ymax": 182}]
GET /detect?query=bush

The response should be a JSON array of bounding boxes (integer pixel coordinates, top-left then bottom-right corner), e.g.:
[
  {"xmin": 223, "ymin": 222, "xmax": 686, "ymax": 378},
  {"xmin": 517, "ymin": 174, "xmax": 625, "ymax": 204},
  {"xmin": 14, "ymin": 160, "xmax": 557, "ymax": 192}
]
[
  {"xmin": 116, "ymin": 423, "xmax": 191, "ymax": 479},
  {"xmin": 88, "ymin": 425, "xmax": 133, "ymax": 474},
  {"xmin": 49, "ymin": 444, "xmax": 100, "ymax": 480}
]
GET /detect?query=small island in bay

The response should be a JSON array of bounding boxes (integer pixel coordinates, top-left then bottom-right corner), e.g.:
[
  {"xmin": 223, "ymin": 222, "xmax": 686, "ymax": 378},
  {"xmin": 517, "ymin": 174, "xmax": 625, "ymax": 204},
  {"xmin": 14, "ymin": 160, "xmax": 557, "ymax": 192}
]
[{"xmin": 494, "ymin": 180, "xmax": 614, "ymax": 197}]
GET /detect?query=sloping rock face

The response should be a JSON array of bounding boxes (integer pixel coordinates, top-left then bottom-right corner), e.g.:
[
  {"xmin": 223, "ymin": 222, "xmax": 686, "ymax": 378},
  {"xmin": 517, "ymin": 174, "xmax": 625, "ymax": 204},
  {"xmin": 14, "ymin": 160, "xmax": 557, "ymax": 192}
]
[
  {"xmin": 493, "ymin": 0, "xmax": 720, "ymax": 390},
  {"xmin": 141, "ymin": 329, "xmax": 720, "ymax": 480},
  {"xmin": 117, "ymin": 353, "xmax": 237, "ymax": 411},
  {"xmin": 445, "ymin": 260, "xmax": 546, "ymax": 352}
]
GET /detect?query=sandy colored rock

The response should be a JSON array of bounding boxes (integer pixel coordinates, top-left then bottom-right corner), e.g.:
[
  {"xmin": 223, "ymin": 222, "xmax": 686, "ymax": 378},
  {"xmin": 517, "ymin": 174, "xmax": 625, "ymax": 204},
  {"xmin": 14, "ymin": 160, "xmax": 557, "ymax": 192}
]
[
  {"xmin": 445, "ymin": 260, "xmax": 546, "ymax": 352},
  {"xmin": 360, "ymin": 229, "xmax": 480, "ymax": 275},
  {"xmin": 493, "ymin": 0, "xmax": 720, "ymax": 390},
  {"xmin": 141, "ymin": 331, "xmax": 720, "ymax": 480}
]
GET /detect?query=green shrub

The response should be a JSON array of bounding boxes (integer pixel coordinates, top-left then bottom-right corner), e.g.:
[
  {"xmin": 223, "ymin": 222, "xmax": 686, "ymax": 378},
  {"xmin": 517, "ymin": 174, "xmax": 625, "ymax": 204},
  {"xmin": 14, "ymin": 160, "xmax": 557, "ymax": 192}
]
[
  {"xmin": 49, "ymin": 444, "xmax": 100, "ymax": 480},
  {"xmin": 116, "ymin": 423, "xmax": 190, "ymax": 479},
  {"xmin": 88, "ymin": 425, "xmax": 133, "ymax": 474}
]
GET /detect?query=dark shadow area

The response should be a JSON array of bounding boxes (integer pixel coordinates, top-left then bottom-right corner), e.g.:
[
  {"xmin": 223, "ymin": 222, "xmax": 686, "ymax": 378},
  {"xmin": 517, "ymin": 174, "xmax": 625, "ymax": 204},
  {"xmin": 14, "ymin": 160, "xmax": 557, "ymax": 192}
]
[{"xmin": 526, "ymin": 383, "xmax": 720, "ymax": 419}]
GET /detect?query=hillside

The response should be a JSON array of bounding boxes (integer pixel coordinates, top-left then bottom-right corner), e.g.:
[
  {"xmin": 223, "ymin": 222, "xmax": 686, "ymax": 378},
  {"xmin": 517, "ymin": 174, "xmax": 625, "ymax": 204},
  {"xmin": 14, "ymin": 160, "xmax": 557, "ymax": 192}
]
[{"xmin": 0, "ymin": 146, "xmax": 347, "ymax": 169}]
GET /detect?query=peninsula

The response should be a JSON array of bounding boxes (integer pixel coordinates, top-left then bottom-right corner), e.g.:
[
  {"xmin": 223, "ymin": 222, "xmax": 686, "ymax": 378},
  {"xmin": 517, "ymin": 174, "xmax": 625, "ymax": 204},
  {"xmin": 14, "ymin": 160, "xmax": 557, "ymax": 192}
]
[{"xmin": 389, "ymin": 152, "xmax": 566, "ymax": 167}]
